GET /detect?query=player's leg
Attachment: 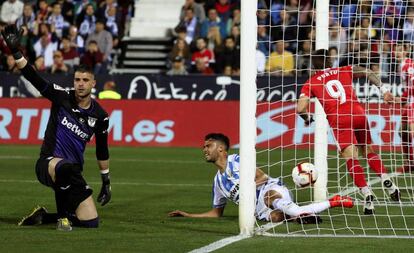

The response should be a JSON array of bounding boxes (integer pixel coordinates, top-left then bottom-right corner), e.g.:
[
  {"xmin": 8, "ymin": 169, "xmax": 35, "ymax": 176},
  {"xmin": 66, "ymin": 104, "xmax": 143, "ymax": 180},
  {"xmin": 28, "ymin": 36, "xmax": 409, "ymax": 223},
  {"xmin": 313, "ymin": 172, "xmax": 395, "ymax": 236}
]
[
  {"xmin": 20, "ymin": 157, "xmax": 65, "ymax": 226},
  {"xmin": 399, "ymin": 113, "xmax": 413, "ymax": 172},
  {"xmin": 70, "ymin": 196, "xmax": 99, "ymax": 228},
  {"xmin": 401, "ymin": 106, "xmax": 414, "ymax": 172},
  {"xmin": 332, "ymin": 120, "xmax": 370, "ymax": 195},
  {"xmin": 265, "ymin": 187, "xmax": 332, "ymax": 217},
  {"xmin": 52, "ymin": 160, "xmax": 97, "ymax": 229},
  {"xmin": 264, "ymin": 189, "xmax": 353, "ymax": 224},
  {"xmin": 19, "ymin": 157, "xmax": 60, "ymax": 226},
  {"xmin": 341, "ymin": 145, "xmax": 375, "ymax": 214},
  {"xmin": 406, "ymin": 121, "xmax": 414, "ymax": 171},
  {"xmin": 341, "ymin": 144, "xmax": 371, "ymax": 195},
  {"xmin": 363, "ymin": 144, "xmax": 400, "ymax": 200},
  {"xmin": 355, "ymin": 118, "xmax": 400, "ymax": 201},
  {"xmin": 355, "ymin": 117, "xmax": 388, "ymax": 176}
]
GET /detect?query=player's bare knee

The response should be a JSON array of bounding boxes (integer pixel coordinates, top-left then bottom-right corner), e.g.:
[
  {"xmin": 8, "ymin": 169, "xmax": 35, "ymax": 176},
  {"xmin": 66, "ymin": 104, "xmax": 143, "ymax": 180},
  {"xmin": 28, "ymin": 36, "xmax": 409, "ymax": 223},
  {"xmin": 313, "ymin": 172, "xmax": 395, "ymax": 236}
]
[
  {"xmin": 264, "ymin": 190, "xmax": 282, "ymax": 208},
  {"xmin": 76, "ymin": 196, "xmax": 98, "ymax": 221},
  {"xmin": 365, "ymin": 145, "xmax": 374, "ymax": 155},
  {"xmin": 341, "ymin": 145, "xmax": 359, "ymax": 160}
]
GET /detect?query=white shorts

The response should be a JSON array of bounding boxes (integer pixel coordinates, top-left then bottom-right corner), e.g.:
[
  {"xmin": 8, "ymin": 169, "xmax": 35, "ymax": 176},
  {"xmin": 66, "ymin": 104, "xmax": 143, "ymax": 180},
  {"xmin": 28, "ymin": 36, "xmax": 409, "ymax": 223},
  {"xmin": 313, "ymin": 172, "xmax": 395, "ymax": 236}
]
[{"xmin": 255, "ymin": 177, "xmax": 293, "ymax": 221}]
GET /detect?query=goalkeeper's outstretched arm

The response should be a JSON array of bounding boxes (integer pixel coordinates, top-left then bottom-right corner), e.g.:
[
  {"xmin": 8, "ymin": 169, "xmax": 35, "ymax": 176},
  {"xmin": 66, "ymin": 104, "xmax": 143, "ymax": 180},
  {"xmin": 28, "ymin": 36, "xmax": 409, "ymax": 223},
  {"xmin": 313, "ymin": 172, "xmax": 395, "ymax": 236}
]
[{"xmin": 168, "ymin": 207, "xmax": 224, "ymax": 218}]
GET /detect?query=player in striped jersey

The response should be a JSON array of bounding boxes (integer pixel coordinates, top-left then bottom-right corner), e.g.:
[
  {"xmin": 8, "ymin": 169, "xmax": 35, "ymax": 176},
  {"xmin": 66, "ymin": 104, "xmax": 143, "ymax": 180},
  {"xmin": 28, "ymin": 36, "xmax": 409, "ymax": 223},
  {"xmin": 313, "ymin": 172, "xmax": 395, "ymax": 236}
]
[{"xmin": 169, "ymin": 133, "xmax": 353, "ymax": 223}]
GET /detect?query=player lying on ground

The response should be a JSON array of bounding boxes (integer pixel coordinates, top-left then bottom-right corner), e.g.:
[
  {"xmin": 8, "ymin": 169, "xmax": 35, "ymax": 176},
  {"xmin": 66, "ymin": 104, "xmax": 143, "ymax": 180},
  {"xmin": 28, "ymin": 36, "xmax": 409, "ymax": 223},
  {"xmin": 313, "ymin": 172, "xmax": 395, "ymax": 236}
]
[
  {"xmin": 297, "ymin": 49, "xmax": 400, "ymax": 215},
  {"xmin": 1, "ymin": 25, "xmax": 112, "ymax": 231},
  {"xmin": 168, "ymin": 133, "xmax": 353, "ymax": 223}
]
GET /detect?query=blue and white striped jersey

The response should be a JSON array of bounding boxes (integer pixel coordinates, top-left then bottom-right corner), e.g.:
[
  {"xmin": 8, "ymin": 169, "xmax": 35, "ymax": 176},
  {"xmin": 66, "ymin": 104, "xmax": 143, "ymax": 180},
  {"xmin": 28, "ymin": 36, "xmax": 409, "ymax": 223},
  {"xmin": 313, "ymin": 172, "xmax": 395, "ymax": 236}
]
[{"xmin": 212, "ymin": 154, "xmax": 240, "ymax": 208}]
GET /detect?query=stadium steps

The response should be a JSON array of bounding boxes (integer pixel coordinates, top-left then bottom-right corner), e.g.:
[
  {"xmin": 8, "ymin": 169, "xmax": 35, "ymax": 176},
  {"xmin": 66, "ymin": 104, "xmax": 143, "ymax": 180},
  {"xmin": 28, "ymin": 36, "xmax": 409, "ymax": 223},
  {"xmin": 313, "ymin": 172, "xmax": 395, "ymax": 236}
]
[
  {"xmin": 129, "ymin": 0, "xmax": 182, "ymax": 38},
  {"xmin": 117, "ymin": 37, "xmax": 173, "ymax": 73}
]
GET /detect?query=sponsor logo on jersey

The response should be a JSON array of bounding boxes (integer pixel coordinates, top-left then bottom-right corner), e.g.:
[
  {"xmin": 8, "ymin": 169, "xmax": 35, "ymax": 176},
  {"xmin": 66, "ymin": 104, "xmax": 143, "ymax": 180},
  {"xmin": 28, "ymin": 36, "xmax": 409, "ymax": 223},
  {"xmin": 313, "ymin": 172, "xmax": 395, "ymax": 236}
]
[
  {"xmin": 61, "ymin": 116, "xmax": 89, "ymax": 139},
  {"xmin": 88, "ymin": 117, "xmax": 97, "ymax": 127},
  {"xmin": 229, "ymin": 183, "xmax": 239, "ymax": 200}
]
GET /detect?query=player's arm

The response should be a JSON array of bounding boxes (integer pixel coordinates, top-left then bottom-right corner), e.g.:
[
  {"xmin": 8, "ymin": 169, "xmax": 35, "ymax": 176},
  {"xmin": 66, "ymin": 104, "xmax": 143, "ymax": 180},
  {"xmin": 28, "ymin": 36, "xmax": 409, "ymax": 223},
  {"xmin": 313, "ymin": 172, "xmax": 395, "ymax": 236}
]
[
  {"xmin": 95, "ymin": 116, "xmax": 111, "ymax": 206},
  {"xmin": 353, "ymin": 65, "xmax": 394, "ymax": 102},
  {"xmin": 297, "ymin": 94, "xmax": 314, "ymax": 125},
  {"xmin": 1, "ymin": 25, "xmax": 50, "ymax": 94},
  {"xmin": 1, "ymin": 25, "xmax": 67, "ymax": 102},
  {"xmin": 352, "ymin": 65, "xmax": 382, "ymax": 86},
  {"xmin": 168, "ymin": 207, "xmax": 224, "ymax": 218}
]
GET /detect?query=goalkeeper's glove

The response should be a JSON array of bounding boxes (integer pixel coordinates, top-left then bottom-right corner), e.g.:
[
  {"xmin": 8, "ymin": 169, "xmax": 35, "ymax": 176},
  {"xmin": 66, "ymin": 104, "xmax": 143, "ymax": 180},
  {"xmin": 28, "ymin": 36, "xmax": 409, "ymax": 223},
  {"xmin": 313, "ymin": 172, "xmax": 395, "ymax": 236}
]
[
  {"xmin": 1, "ymin": 24, "xmax": 23, "ymax": 58},
  {"xmin": 97, "ymin": 171, "xmax": 111, "ymax": 206}
]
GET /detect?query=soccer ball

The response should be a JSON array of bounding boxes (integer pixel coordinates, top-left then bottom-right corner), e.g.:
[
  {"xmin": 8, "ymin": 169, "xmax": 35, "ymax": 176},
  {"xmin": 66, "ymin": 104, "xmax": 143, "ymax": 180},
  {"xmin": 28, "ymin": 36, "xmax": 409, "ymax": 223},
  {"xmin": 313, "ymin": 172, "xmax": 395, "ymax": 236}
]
[{"xmin": 292, "ymin": 162, "xmax": 318, "ymax": 187}]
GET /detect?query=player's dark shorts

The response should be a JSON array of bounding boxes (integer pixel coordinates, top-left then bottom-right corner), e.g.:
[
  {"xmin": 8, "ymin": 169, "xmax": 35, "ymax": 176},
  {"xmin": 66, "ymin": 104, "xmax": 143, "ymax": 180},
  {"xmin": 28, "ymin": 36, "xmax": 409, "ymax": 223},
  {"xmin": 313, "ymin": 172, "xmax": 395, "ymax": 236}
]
[{"xmin": 35, "ymin": 156, "xmax": 55, "ymax": 188}]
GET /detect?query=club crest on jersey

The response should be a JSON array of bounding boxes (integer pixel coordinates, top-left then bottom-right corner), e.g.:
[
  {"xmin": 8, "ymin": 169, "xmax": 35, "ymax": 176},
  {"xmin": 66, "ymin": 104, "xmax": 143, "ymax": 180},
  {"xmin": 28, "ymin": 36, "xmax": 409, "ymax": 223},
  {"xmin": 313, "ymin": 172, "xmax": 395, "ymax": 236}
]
[{"xmin": 88, "ymin": 117, "xmax": 97, "ymax": 127}]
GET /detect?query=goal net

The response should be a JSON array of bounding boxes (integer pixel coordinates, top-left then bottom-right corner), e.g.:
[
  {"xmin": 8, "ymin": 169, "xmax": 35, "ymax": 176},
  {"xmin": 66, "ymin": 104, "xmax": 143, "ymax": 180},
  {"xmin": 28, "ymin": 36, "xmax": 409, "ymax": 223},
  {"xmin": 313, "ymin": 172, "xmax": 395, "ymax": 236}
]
[{"xmin": 253, "ymin": 0, "xmax": 414, "ymax": 238}]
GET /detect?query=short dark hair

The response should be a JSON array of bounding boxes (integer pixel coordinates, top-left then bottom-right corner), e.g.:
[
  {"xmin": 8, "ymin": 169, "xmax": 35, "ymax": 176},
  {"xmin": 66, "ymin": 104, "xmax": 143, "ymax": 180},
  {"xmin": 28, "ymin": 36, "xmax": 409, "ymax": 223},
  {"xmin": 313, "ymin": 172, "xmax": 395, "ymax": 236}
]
[
  {"xmin": 205, "ymin": 133, "xmax": 230, "ymax": 151},
  {"xmin": 75, "ymin": 65, "xmax": 94, "ymax": 76},
  {"xmin": 311, "ymin": 49, "xmax": 331, "ymax": 69}
]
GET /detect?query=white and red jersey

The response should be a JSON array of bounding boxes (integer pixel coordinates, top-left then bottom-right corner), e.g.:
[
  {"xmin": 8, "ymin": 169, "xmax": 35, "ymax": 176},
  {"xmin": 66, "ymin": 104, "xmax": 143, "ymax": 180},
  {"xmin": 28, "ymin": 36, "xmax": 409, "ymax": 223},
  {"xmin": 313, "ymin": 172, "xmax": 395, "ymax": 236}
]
[
  {"xmin": 400, "ymin": 58, "xmax": 414, "ymax": 104},
  {"xmin": 300, "ymin": 65, "xmax": 365, "ymax": 123}
]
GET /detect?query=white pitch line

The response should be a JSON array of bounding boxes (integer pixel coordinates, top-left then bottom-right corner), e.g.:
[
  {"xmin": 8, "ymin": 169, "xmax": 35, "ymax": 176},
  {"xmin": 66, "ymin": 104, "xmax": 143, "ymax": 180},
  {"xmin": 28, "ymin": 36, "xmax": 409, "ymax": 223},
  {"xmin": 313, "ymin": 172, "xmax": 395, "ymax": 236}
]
[
  {"xmin": 0, "ymin": 179, "xmax": 210, "ymax": 188},
  {"xmin": 188, "ymin": 234, "xmax": 251, "ymax": 253}
]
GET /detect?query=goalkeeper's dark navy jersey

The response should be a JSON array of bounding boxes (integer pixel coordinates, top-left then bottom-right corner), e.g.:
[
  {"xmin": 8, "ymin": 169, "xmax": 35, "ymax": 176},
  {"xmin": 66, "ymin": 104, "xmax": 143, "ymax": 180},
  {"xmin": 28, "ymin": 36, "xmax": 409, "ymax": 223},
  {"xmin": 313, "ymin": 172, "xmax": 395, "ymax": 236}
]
[{"xmin": 21, "ymin": 64, "xmax": 109, "ymax": 165}]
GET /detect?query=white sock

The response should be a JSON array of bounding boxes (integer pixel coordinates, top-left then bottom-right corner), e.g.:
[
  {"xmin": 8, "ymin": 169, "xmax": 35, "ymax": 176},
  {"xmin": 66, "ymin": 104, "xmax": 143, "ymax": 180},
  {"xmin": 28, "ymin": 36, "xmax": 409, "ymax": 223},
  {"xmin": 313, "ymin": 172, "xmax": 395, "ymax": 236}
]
[
  {"xmin": 272, "ymin": 199, "xmax": 330, "ymax": 217},
  {"xmin": 361, "ymin": 186, "xmax": 372, "ymax": 197},
  {"xmin": 381, "ymin": 174, "xmax": 390, "ymax": 182}
]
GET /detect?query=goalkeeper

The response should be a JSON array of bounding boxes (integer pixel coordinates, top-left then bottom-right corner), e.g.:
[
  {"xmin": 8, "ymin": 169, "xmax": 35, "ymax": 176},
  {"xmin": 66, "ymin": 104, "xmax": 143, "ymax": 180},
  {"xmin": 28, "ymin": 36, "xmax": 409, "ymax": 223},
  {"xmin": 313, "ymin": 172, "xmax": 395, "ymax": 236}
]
[
  {"xmin": 1, "ymin": 25, "xmax": 112, "ymax": 231},
  {"xmin": 168, "ymin": 133, "xmax": 353, "ymax": 223}
]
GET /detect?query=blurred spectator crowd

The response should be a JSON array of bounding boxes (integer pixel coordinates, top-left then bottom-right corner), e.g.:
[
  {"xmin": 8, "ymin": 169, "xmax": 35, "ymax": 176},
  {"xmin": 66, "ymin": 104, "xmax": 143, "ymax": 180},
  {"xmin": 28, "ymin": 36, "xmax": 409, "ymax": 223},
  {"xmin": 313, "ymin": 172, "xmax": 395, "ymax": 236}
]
[
  {"xmin": 0, "ymin": 0, "xmax": 134, "ymax": 74},
  {"xmin": 167, "ymin": 0, "xmax": 241, "ymax": 76},
  {"xmin": 167, "ymin": 0, "xmax": 414, "ymax": 77}
]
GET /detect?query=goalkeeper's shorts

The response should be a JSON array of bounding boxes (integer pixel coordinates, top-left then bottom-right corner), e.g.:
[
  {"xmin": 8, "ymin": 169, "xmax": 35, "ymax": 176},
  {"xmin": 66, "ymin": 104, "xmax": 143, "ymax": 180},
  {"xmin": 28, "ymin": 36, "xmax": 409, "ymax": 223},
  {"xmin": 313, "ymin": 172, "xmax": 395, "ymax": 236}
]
[{"xmin": 35, "ymin": 156, "xmax": 55, "ymax": 188}]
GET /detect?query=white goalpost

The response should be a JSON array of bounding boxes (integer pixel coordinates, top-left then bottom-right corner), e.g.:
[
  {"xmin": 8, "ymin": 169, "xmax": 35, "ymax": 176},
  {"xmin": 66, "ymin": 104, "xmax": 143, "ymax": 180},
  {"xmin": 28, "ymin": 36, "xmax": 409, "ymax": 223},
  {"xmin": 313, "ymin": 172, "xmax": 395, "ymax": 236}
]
[
  {"xmin": 239, "ymin": 0, "xmax": 258, "ymax": 235},
  {"xmin": 239, "ymin": 0, "xmax": 414, "ymax": 238},
  {"xmin": 313, "ymin": 0, "xmax": 329, "ymax": 202}
]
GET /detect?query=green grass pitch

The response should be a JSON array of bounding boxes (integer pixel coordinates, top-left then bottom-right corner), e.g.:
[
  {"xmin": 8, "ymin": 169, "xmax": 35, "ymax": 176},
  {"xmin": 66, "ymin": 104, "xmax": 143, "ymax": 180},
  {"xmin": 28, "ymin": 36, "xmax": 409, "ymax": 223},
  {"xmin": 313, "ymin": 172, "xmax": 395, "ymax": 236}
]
[{"xmin": 1, "ymin": 145, "xmax": 414, "ymax": 253}]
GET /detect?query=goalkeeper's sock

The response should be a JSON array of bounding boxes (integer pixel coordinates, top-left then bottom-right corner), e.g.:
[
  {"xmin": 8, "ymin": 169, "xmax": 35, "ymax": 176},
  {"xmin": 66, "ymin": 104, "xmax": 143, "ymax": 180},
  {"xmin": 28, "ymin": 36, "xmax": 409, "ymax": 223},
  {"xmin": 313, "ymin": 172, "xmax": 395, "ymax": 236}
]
[
  {"xmin": 346, "ymin": 159, "xmax": 367, "ymax": 188},
  {"xmin": 367, "ymin": 153, "xmax": 388, "ymax": 176}
]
